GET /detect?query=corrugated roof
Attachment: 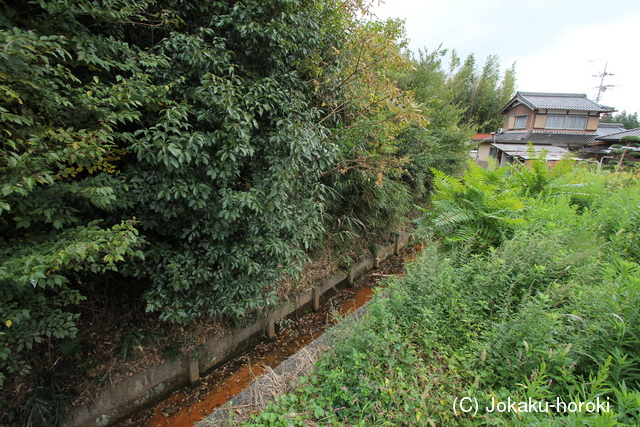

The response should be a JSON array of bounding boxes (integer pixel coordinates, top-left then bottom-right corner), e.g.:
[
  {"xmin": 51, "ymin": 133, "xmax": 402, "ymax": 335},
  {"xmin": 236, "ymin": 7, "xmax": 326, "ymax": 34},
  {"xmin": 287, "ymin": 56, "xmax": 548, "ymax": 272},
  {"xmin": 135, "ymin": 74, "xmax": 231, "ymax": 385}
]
[
  {"xmin": 499, "ymin": 92, "xmax": 614, "ymax": 114},
  {"xmin": 491, "ymin": 143, "xmax": 569, "ymax": 161}
]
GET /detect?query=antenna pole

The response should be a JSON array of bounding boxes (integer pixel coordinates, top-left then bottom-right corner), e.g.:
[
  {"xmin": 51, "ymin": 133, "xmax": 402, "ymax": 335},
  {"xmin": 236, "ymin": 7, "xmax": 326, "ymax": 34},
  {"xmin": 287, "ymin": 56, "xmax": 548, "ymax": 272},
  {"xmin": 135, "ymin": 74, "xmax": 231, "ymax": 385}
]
[{"xmin": 594, "ymin": 61, "xmax": 613, "ymax": 103}]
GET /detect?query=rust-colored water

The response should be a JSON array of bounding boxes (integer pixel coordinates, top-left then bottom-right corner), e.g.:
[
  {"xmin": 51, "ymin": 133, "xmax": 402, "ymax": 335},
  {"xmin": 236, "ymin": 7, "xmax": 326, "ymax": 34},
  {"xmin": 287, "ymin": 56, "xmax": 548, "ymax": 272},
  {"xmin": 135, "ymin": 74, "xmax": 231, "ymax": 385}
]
[
  {"xmin": 338, "ymin": 285, "xmax": 375, "ymax": 315},
  {"xmin": 133, "ymin": 247, "xmax": 418, "ymax": 427},
  {"xmin": 143, "ymin": 328, "xmax": 321, "ymax": 427},
  {"xmin": 142, "ymin": 286, "xmax": 376, "ymax": 427}
]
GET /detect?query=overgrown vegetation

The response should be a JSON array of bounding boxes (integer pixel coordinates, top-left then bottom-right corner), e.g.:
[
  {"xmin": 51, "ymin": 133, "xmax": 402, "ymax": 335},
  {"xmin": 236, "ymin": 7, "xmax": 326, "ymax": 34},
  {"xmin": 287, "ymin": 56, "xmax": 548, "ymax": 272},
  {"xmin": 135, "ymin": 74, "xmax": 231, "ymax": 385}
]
[
  {"xmin": 239, "ymin": 162, "xmax": 640, "ymax": 426},
  {"xmin": 0, "ymin": 0, "xmax": 516, "ymax": 424}
]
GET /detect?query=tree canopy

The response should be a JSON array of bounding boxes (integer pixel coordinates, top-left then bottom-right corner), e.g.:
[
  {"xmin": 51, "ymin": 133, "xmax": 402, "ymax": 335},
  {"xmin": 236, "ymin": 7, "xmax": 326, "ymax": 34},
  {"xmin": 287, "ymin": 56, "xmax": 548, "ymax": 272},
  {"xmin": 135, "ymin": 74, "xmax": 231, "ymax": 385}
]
[
  {"xmin": 1, "ymin": 2, "xmax": 508, "ymax": 419},
  {"xmin": 601, "ymin": 110, "xmax": 640, "ymax": 130},
  {"xmin": 446, "ymin": 51, "xmax": 516, "ymax": 132},
  {"xmin": 1, "ymin": 0, "xmax": 359, "ymax": 385}
]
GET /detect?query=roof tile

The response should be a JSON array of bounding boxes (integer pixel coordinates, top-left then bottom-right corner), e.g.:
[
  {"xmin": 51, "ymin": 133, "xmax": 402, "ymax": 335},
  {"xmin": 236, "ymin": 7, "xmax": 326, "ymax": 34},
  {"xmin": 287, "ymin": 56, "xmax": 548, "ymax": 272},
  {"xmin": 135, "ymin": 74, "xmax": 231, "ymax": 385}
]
[
  {"xmin": 597, "ymin": 127, "xmax": 640, "ymax": 141},
  {"xmin": 501, "ymin": 92, "xmax": 614, "ymax": 113},
  {"xmin": 486, "ymin": 130, "xmax": 595, "ymax": 146}
]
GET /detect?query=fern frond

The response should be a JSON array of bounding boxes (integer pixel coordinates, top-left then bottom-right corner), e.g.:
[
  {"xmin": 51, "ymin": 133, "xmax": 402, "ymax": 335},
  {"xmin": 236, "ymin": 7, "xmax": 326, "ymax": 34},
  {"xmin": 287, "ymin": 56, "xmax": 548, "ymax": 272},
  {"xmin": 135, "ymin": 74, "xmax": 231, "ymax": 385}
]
[
  {"xmin": 430, "ymin": 167, "xmax": 464, "ymax": 194},
  {"xmin": 422, "ymin": 163, "xmax": 527, "ymax": 250},
  {"xmin": 432, "ymin": 210, "xmax": 475, "ymax": 228}
]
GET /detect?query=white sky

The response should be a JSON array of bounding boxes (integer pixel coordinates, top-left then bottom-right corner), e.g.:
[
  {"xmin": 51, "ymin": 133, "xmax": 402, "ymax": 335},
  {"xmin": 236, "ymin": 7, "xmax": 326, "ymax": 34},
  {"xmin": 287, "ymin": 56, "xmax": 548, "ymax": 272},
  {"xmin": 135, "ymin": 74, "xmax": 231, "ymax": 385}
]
[{"xmin": 371, "ymin": 0, "xmax": 640, "ymax": 115}]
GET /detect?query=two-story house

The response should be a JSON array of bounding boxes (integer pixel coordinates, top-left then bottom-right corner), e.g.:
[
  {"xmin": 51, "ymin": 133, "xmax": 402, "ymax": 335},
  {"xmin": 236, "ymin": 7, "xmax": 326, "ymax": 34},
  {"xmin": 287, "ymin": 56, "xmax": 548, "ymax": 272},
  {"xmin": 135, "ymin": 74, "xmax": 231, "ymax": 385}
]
[{"xmin": 475, "ymin": 92, "xmax": 615, "ymax": 167}]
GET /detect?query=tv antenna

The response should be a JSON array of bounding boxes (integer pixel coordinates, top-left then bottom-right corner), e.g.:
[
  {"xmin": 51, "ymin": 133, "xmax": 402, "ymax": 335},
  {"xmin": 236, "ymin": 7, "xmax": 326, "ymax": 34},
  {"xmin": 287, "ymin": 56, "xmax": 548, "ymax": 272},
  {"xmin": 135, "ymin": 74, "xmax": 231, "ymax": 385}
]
[{"xmin": 593, "ymin": 61, "xmax": 615, "ymax": 103}]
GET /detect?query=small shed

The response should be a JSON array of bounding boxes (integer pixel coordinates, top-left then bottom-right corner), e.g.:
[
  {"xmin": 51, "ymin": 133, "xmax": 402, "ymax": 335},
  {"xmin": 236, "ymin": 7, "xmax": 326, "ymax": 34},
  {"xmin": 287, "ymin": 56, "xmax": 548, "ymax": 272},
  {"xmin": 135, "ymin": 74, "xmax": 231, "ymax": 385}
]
[{"xmin": 491, "ymin": 143, "xmax": 570, "ymax": 166}]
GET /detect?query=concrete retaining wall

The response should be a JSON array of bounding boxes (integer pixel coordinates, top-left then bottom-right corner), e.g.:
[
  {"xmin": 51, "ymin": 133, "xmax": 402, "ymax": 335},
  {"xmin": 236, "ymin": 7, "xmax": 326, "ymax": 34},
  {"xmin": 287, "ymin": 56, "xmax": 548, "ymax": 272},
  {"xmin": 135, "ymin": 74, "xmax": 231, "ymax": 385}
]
[{"xmin": 63, "ymin": 232, "xmax": 411, "ymax": 427}]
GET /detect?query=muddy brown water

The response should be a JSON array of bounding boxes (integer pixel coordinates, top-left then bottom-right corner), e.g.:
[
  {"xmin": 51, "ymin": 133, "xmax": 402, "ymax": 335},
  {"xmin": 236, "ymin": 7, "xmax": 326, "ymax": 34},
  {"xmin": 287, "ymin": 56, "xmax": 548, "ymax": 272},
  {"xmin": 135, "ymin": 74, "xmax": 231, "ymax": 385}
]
[{"xmin": 116, "ymin": 248, "xmax": 415, "ymax": 427}]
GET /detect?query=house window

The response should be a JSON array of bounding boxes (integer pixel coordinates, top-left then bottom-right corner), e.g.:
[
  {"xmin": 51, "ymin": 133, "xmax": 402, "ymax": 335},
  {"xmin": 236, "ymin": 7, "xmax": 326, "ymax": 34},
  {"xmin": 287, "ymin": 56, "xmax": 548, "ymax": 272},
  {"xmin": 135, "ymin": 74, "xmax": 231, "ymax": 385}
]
[
  {"xmin": 546, "ymin": 115, "xmax": 565, "ymax": 129},
  {"xmin": 514, "ymin": 115, "xmax": 527, "ymax": 129},
  {"xmin": 565, "ymin": 116, "xmax": 587, "ymax": 130},
  {"xmin": 545, "ymin": 115, "xmax": 588, "ymax": 130}
]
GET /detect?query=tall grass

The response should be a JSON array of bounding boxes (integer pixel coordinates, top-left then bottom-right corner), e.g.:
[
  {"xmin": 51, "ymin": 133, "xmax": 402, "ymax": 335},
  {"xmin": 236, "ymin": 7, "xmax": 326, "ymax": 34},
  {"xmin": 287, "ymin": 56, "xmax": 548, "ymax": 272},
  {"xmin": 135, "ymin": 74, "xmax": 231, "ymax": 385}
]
[{"xmin": 239, "ymin": 165, "xmax": 640, "ymax": 427}]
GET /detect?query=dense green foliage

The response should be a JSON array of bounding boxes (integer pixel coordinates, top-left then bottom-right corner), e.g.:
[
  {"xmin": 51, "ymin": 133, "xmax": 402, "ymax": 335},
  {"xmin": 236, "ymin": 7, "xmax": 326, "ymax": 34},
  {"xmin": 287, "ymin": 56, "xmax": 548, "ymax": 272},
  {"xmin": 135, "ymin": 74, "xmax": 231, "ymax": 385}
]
[
  {"xmin": 397, "ymin": 48, "xmax": 476, "ymax": 193},
  {"xmin": 420, "ymin": 162, "xmax": 525, "ymax": 248},
  {"xmin": 447, "ymin": 51, "xmax": 516, "ymax": 133},
  {"xmin": 320, "ymin": 41, "xmax": 475, "ymax": 243},
  {"xmin": 1, "ymin": 0, "xmax": 152, "ymax": 386},
  {"xmin": 317, "ymin": 18, "xmax": 421, "ymax": 242},
  {"xmin": 0, "ymin": 0, "xmax": 360, "ymax": 396},
  {"xmin": 0, "ymin": 1, "xmax": 522, "ymax": 424},
  {"xmin": 420, "ymin": 148, "xmax": 575, "ymax": 250},
  {"xmin": 241, "ymin": 164, "xmax": 640, "ymax": 426},
  {"xmin": 1, "ymin": 0, "xmax": 481, "ymax": 417},
  {"xmin": 120, "ymin": 0, "xmax": 345, "ymax": 323},
  {"xmin": 601, "ymin": 110, "xmax": 640, "ymax": 130}
]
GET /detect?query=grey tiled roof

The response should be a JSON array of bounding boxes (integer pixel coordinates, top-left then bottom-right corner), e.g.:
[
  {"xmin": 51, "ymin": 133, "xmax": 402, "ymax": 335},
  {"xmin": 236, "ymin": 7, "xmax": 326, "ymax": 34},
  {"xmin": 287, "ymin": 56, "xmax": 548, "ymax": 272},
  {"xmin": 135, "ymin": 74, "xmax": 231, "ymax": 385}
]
[
  {"xmin": 597, "ymin": 123, "xmax": 626, "ymax": 136},
  {"xmin": 597, "ymin": 127, "xmax": 640, "ymax": 141},
  {"xmin": 500, "ymin": 92, "xmax": 614, "ymax": 113},
  {"xmin": 490, "ymin": 132, "xmax": 530, "ymax": 142},
  {"xmin": 488, "ymin": 130, "xmax": 595, "ymax": 147},
  {"xmin": 527, "ymin": 132, "xmax": 596, "ymax": 146}
]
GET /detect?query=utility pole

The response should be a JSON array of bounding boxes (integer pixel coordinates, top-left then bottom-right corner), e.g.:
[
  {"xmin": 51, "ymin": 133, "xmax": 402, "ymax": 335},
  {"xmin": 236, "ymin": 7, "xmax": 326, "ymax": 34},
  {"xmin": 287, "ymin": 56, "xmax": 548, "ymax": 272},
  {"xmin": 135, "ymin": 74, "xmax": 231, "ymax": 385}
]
[{"xmin": 593, "ymin": 61, "xmax": 615, "ymax": 103}]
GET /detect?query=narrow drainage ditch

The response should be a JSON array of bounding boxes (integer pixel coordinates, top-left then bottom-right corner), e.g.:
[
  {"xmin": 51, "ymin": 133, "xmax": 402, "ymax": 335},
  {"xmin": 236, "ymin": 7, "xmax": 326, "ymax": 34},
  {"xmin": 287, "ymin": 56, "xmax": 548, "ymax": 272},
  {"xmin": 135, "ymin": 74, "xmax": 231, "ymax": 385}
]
[{"xmin": 115, "ymin": 245, "xmax": 419, "ymax": 427}]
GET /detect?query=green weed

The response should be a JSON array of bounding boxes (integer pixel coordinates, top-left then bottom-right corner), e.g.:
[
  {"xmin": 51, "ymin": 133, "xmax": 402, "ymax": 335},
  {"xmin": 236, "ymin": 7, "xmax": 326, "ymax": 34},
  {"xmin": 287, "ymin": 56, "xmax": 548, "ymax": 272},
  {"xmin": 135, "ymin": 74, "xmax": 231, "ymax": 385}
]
[
  {"xmin": 241, "ymin": 166, "xmax": 640, "ymax": 426},
  {"xmin": 119, "ymin": 323, "xmax": 161, "ymax": 360}
]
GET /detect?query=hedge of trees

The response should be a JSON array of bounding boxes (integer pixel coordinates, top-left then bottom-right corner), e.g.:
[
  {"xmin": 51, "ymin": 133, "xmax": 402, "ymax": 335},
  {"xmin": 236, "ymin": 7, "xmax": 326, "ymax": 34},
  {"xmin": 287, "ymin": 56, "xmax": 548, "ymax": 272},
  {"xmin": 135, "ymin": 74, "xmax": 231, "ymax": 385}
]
[{"xmin": 0, "ymin": 1, "xmax": 514, "ymax": 419}]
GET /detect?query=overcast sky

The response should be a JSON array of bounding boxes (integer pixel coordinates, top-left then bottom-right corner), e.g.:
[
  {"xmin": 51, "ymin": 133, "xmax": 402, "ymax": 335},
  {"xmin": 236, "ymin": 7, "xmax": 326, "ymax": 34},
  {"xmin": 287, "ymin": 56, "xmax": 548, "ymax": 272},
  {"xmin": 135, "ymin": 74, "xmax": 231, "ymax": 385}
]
[{"xmin": 371, "ymin": 0, "xmax": 640, "ymax": 115}]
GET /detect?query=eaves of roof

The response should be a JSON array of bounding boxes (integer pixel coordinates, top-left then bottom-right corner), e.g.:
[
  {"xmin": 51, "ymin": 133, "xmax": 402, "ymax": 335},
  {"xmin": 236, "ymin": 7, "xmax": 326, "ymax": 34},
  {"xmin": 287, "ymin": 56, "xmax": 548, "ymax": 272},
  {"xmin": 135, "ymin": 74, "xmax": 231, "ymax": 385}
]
[
  {"xmin": 596, "ymin": 127, "xmax": 640, "ymax": 141},
  {"xmin": 527, "ymin": 133, "xmax": 596, "ymax": 146},
  {"xmin": 583, "ymin": 146, "xmax": 640, "ymax": 154},
  {"xmin": 485, "ymin": 131, "xmax": 595, "ymax": 146},
  {"xmin": 499, "ymin": 92, "xmax": 615, "ymax": 114},
  {"xmin": 597, "ymin": 123, "xmax": 626, "ymax": 137},
  {"xmin": 582, "ymin": 147, "xmax": 612, "ymax": 154}
]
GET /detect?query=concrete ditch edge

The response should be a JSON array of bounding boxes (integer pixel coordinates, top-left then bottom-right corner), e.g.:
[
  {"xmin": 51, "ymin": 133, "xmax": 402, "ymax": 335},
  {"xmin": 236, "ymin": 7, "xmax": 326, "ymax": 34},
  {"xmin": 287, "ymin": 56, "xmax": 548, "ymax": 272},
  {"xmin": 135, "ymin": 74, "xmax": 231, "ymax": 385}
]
[
  {"xmin": 63, "ymin": 232, "xmax": 411, "ymax": 427},
  {"xmin": 196, "ymin": 301, "xmax": 372, "ymax": 426}
]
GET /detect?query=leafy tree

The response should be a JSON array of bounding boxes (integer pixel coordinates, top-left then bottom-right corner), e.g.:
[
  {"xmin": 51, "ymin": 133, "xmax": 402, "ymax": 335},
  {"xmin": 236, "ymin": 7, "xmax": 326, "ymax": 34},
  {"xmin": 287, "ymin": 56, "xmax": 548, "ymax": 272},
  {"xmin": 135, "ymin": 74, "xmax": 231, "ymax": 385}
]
[
  {"xmin": 448, "ymin": 53, "xmax": 516, "ymax": 132},
  {"xmin": 317, "ymin": 18, "xmax": 427, "ymax": 239},
  {"xmin": 473, "ymin": 54, "xmax": 503, "ymax": 132},
  {"xmin": 318, "ymin": 29, "xmax": 475, "ymax": 241},
  {"xmin": 0, "ymin": 0, "xmax": 151, "ymax": 385},
  {"xmin": 449, "ymin": 53, "xmax": 477, "ymax": 122},
  {"xmin": 318, "ymin": 19, "xmax": 422, "ymax": 169},
  {"xmin": 600, "ymin": 111, "xmax": 640, "ymax": 130},
  {"xmin": 396, "ymin": 47, "xmax": 474, "ymax": 198},
  {"xmin": 121, "ymin": 0, "xmax": 349, "ymax": 323},
  {"xmin": 0, "ymin": 0, "xmax": 369, "ymax": 390},
  {"xmin": 499, "ymin": 63, "xmax": 517, "ymax": 107},
  {"xmin": 612, "ymin": 135, "xmax": 640, "ymax": 169}
]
